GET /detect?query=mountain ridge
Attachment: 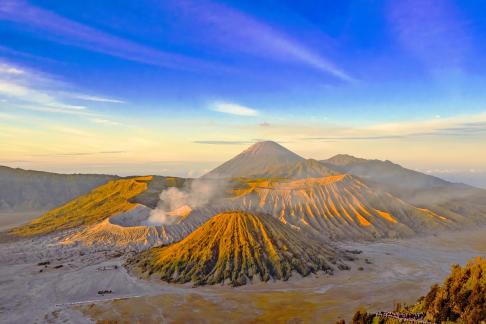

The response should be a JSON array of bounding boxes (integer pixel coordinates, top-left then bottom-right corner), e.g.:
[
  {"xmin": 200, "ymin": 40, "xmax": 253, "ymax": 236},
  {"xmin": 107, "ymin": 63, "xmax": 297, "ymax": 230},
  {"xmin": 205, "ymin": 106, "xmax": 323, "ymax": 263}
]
[
  {"xmin": 0, "ymin": 165, "xmax": 116, "ymax": 212},
  {"xmin": 321, "ymin": 154, "xmax": 486, "ymax": 224},
  {"xmin": 226, "ymin": 175, "xmax": 455, "ymax": 240}
]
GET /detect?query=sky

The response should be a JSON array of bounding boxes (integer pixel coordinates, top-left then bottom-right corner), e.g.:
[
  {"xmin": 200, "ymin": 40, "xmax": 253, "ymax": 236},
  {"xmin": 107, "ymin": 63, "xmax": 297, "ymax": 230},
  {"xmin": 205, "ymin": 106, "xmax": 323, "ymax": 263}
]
[{"xmin": 1, "ymin": 0, "xmax": 486, "ymax": 186}]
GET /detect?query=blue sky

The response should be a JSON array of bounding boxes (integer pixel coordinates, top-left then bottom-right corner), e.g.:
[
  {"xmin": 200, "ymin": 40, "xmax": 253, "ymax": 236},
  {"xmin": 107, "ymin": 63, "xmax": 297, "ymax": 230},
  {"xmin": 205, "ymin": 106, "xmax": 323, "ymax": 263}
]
[{"xmin": 1, "ymin": 0, "xmax": 486, "ymax": 185}]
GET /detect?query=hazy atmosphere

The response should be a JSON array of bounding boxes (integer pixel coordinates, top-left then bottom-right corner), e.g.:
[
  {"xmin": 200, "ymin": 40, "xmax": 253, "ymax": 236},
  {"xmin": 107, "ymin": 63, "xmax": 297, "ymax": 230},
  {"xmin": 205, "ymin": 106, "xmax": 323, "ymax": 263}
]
[
  {"xmin": 1, "ymin": 0, "xmax": 486, "ymax": 186},
  {"xmin": 1, "ymin": 2, "xmax": 486, "ymax": 323}
]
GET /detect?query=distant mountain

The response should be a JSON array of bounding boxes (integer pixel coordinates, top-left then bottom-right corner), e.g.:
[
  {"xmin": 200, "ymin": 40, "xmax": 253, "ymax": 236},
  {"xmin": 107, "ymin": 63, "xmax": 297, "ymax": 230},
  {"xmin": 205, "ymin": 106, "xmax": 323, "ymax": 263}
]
[
  {"xmin": 227, "ymin": 175, "xmax": 456, "ymax": 240},
  {"xmin": 127, "ymin": 211, "xmax": 348, "ymax": 286},
  {"xmin": 203, "ymin": 141, "xmax": 304, "ymax": 179},
  {"xmin": 321, "ymin": 155, "xmax": 486, "ymax": 224},
  {"xmin": 321, "ymin": 154, "xmax": 448, "ymax": 193},
  {"xmin": 0, "ymin": 166, "xmax": 115, "ymax": 212}
]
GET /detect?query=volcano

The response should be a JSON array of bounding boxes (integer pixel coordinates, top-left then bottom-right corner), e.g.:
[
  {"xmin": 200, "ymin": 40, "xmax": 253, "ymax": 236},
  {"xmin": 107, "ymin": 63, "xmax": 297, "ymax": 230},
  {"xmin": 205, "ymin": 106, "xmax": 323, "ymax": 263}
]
[
  {"xmin": 128, "ymin": 211, "xmax": 349, "ymax": 286},
  {"xmin": 203, "ymin": 141, "xmax": 304, "ymax": 179}
]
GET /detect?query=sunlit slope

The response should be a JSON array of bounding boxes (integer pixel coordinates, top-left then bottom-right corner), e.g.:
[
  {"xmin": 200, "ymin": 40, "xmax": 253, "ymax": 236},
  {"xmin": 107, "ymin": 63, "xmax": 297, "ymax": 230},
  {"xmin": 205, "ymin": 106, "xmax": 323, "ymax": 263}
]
[
  {"xmin": 322, "ymin": 154, "xmax": 486, "ymax": 224},
  {"xmin": 63, "ymin": 204, "xmax": 211, "ymax": 250},
  {"xmin": 11, "ymin": 176, "xmax": 190, "ymax": 237},
  {"xmin": 229, "ymin": 175, "xmax": 453, "ymax": 240},
  {"xmin": 11, "ymin": 176, "xmax": 151, "ymax": 236},
  {"xmin": 129, "ymin": 211, "xmax": 347, "ymax": 286}
]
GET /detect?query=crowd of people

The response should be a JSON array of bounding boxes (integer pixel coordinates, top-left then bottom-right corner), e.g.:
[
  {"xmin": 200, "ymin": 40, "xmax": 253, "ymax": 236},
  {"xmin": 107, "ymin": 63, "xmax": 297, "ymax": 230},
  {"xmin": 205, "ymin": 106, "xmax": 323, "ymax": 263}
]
[{"xmin": 375, "ymin": 311, "xmax": 429, "ymax": 323}]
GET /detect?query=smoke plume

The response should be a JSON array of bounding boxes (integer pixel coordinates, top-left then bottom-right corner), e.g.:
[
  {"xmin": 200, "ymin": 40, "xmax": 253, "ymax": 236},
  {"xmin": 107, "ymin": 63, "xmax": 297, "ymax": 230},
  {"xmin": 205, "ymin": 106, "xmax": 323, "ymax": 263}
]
[{"xmin": 145, "ymin": 179, "xmax": 228, "ymax": 226}]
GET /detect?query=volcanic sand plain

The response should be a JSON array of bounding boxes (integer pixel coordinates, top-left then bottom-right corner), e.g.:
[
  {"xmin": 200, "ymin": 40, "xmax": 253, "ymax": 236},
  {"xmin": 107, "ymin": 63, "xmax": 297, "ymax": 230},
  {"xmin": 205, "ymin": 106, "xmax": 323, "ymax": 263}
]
[{"xmin": 1, "ymin": 226, "xmax": 485, "ymax": 323}]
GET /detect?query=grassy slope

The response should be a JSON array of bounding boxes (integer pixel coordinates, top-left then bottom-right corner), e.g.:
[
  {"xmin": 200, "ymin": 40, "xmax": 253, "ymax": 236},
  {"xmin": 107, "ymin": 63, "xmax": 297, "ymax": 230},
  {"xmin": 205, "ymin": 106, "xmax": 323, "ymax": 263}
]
[
  {"xmin": 11, "ymin": 176, "xmax": 152, "ymax": 237},
  {"xmin": 129, "ymin": 211, "xmax": 345, "ymax": 287}
]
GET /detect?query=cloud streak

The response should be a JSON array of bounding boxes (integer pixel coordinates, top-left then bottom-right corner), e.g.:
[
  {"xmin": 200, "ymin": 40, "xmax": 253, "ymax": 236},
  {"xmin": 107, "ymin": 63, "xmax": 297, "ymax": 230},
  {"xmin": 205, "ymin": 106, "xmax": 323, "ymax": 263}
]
[
  {"xmin": 194, "ymin": 140, "xmax": 254, "ymax": 145},
  {"xmin": 0, "ymin": 64, "xmax": 24, "ymax": 75},
  {"xmin": 63, "ymin": 93, "xmax": 125, "ymax": 104},
  {"xmin": 0, "ymin": 0, "xmax": 221, "ymax": 72},
  {"xmin": 301, "ymin": 112, "xmax": 486, "ymax": 142},
  {"xmin": 0, "ymin": 79, "xmax": 89, "ymax": 114},
  {"xmin": 211, "ymin": 102, "xmax": 259, "ymax": 116},
  {"xmin": 303, "ymin": 135, "xmax": 403, "ymax": 141},
  {"xmin": 0, "ymin": 60, "xmax": 124, "ymax": 123},
  {"xmin": 172, "ymin": 0, "xmax": 353, "ymax": 81},
  {"xmin": 90, "ymin": 118, "xmax": 122, "ymax": 126},
  {"xmin": 34, "ymin": 151, "xmax": 126, "ymax": 157},
  {"xmin": 388, "ymin": 0, "xmax": 470, "ymax": 69}
]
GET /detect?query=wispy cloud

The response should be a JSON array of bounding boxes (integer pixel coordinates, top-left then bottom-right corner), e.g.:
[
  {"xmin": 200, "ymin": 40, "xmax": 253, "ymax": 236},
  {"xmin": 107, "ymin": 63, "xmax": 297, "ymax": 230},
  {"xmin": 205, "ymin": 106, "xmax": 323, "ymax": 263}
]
[
  {"xmin": 0, "ymin": 0, "xmax": 221, "ymax": 72},
  {"xmin": 14, "ymin": 104, "xmax": 94, "ymax": 116},
  {"xmin": 301, "ymin": 112, "xmax": 486, "ymax": 141},
  {"xmin": 63, "ymin": 93, "xmax": 125, "ymax": 104},
  {"xmin": 49, "ymin": 126, "xmax": 94, "ymax": 137},
  {"xmin": 90, "ymin": 118, "xmax": 122, "ymax": 126},
  {"xmin": 0, "ymin": 112, "xmax": 17, "ymax": 120},
  {"xmin": 388, "ymin": 0, "xmax": 470, "ymax": 70},
  {"xmin": 194, "ymin": 140, "xmax": 254, "ymax": 145},
  {"xmin": 0, "ymin": 63, "xmax": 24, "ymax": 75},
  {"xmin": 303, "ymin": 135, "xmax": 403, "ymax": 141},
  {"xmin": 172, "ymin": 0, "xmax": 353, "ymax": 82},
  {"xmin": 34, "ymin": 150, "xmax": 126, "ymax": 157},
  {"xmin": 211, "ymin": 102, "xmax": 259, "ymax": 116},
  {"xmin": 0, "ymin": 160, "xmax": 31, "ymax": 163},
  {"xmin": 0, "ymin": 79, "xmax": 100, "ymax": 117},
  {"xmin": 0, "ymin": 60, "xmax": 124, "ymax": 120},
  {"xmin": 0, "ymin": 80, "xmax": 85, "ymax": 112}
]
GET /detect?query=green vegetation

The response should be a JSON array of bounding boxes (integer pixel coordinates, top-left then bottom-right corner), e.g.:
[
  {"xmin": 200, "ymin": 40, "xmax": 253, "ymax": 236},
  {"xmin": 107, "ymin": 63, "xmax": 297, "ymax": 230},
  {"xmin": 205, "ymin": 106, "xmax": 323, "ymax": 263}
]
[
  {"xmin": 129, "ymin": 211, "xmax": 344, "ymax": 286},
  {"xmin": 11, "ymin": 176, "xmax": 151, "ymax": 237},
  {"xmin": 417, "ymin": 256, "xmax": 485, "ymax": 323},
  {"xmin": 344, "ymin": 256, "xmax": 486, "ymax": 323}
]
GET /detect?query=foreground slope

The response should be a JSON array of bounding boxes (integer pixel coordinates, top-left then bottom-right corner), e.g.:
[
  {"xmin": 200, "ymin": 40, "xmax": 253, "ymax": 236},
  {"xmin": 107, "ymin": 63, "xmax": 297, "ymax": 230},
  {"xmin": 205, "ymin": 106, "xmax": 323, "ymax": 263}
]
[
  {"xmin": 349, "ymin": 256, "xmax": 486, "ymax": 323},
  {"xmin": 128, "ymin": 211, "xmax": 348, "ymax": 286},
  {"xmin": 0, "ymin": 165, "xmax": 115, "ymax": 212},
  {"xmin": 418, "ymin": 256, "xmax": 486, "ymax": 323},
  {"xmin": 228, "ymin": 175, "xmax": 453, "ymax": 240}
]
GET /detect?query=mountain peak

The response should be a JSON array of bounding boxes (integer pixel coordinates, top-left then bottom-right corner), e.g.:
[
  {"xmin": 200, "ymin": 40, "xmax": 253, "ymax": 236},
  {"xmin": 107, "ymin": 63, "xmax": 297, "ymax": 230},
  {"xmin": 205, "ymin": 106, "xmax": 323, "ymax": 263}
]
[
  {"xmin": 203, "ymin": 141, "xmax": 303, "ymax": 179},
  {"xmin": 324, "ymin": 154, "xmax": 366, "ymax": 166},
  {"xmin": 241, "ymin": 141, "xmax": 300, "ymax": 157}
]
